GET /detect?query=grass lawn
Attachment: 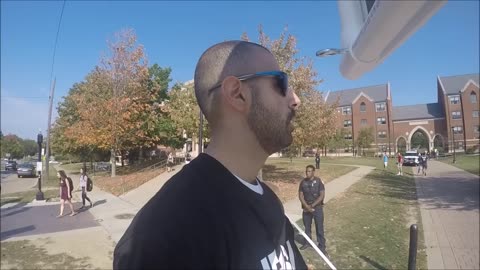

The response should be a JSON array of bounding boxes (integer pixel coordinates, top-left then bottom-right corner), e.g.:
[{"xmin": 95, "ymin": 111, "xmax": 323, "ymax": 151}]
[
  {"xmin": 0, "ymin": 240, "xmax": 92, "ymax": 269},
  {"xmin": 438, "ymin": 154, "xmax": 480, "ymax": 176},
  {"xmin": 263, "ymin": 158, "xmax": 356, "ymax": 202},
  {"xmin": 0, "ymin": 189, "xmax": 60, "ymax": 206},
  {"xmin": 292, "ymin": 157, "xmax": 427, "ymax": 270}
]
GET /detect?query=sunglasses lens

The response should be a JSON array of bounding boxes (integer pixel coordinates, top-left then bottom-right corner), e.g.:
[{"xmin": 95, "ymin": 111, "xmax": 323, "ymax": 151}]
[{"xmin": 277, "ymin": 73, "xmax": 288, "ymax": 96}]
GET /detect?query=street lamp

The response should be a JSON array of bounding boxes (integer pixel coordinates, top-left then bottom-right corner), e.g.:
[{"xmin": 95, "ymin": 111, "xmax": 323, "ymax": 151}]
[
  {"xmin": 36, "ymin": 131, "xmax": 44, "ymax": 200},
  {"xmin": 451, "ymin": 127, "xmax": 456, "ymax": 164}
]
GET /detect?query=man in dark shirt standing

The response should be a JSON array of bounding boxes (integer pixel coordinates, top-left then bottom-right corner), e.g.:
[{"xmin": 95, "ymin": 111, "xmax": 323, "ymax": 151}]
[
  {"xmin": 113, "ymin": 40, "xmax": 307, "ymax": 269},
  {"xmin": 315, "ymin": 153, "xmax": 320, "ymax": 169},
  {"xmin": 298, "ymin": 165, "xmax": 327, "ymax": 256}
]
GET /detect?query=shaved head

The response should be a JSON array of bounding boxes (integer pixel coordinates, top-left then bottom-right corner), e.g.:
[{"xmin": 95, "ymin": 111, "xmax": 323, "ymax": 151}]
[{"xmin": 194, "ymin": 40, "xmax": 272, "ymax": 125}]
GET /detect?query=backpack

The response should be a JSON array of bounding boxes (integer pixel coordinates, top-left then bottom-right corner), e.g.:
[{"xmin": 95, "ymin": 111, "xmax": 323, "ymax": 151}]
[
  {"xmin": 67, "ymin": 177, "xmax": 74, "ymax": 196},
  {"xmin": 87, "ymin": 177, "xmax": 93, "ymax": 192}
]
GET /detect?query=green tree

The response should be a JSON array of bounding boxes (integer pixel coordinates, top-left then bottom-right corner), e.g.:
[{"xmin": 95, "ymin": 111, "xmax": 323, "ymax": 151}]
[
  {"xmin": 21, "ymin": 139, "xmax": 38, "ymax": 157},
  {"xmin": 328, "ymin": 129, "xmax": 349, "ymax": 155},
  {"xmin": 167, "ymin": 81, "xmax": 210, "ymax": 147},
  {"xmin": 356, "ymin": 127, "xmax": 375, "ymax": 156},
  {"xmin": 1, "ymin": 134, "xmax": 24, "ymax": 159}
]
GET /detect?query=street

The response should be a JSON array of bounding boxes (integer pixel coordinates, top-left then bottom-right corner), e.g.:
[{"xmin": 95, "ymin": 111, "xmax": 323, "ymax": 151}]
[{"xmin": 1, "ymin": 170, "xmax": 38, "ymax": 194}]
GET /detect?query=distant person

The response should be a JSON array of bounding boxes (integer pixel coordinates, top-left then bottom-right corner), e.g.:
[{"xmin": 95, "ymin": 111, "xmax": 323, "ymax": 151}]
[
  {"xmin": 167, "ymin": 152, "xmax": 174, "ymax": 172},
  {"xmin": 422, "ymin": 154, "xmax": 428, "ymax": 176},
  {"xmin": 79, "ymin": 168, "xmax": 93, "ymax": 209},
  {"xmin": 298, "ymin": 165, "xmax": 327, "ymax": 257},
  {"xmin": 113, "ymin": 40, "xmax": 306, "ymax": 269},
  {"xmin": 396, "ymin": 152, "xmax": 403, "ymax": 176},
  {"xmin": 417, "ymin": 153, "xmax": 423, "ymax": 175},
  {"xmin": 315, "ymin": 152, "xmax": 320, "ymax": 169},
  {"xmin": 57, "ymin": 170, "xmax": 76, "ymax": 217},
  {"xmin": 383, "ymin": 152, "xmax": 388, "ymax": 169}
]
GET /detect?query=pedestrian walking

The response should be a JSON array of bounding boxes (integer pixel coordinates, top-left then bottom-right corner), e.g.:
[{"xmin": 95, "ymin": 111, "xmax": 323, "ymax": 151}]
[
  {"xmin": 79, "ymin": 168, "xmax": 93, "ymax": 209},
  {"xmin": 417, "ymin": 153, "xmax": 423, "ymax": 175},
  {"xmin": 315, "ymin": 153, "xmax": 320, "ymax": 169},
  {"xmin": 383, "ymin": 152, "xmax": 388, "ymax": 169},
  {"xmin": 57, "ymin": 170, "xmax": 76, "ymax": 217},
  {"xmin": 397, "ymin": 152, "xmax": 403, "ymax": 175},
  {"xmin": 167, "ymin": 152, "xmax": 174, "ymax": 172},
  {"xmin": 298, "ymin": 165, "xmax": 327, "ymax": 257}
]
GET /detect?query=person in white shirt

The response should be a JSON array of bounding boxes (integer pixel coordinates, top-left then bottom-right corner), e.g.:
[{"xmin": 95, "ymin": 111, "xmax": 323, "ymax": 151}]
[{"xmin": 79, "ymin": 168, "xmax": 93, "ymax": 209}]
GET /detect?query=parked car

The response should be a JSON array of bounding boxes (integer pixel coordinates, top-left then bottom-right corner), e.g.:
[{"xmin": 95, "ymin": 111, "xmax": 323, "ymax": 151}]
[
  {"xmin": 403, "ymin": 150, "xmax": 419, "ymax": 166},
  {"xmin": 17, "ymin": 163, "xmax": 36, "ymax": 178},
  {"xmin": 5, "ymin": 160, "xmax": 17, "ymax": 171}
]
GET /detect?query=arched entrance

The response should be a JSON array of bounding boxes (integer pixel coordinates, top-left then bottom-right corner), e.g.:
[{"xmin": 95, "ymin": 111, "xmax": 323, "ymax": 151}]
[
  {"xmin": 396, "ymin": 137, "xmax": 407, "ymax": 153},
  {"xmin": 408, "ymin": 126, "xmax": 431, "ymax": 152}
]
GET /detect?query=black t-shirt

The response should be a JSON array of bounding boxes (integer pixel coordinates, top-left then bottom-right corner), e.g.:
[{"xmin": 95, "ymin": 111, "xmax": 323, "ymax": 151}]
[
  {"xmin": 113, "ymin": 153, "xmax": 307, "ymax": 270},
  {"xmin": 299, "ymin": 177, "xmax": 325, "ymax": 205}
]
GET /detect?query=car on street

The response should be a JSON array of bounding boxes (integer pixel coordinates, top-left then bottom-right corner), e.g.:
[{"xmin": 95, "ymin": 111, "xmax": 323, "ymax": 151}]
[
  {"xmin": 5, "ymin": 160, "xmax": 17, "ymax": 171},
  {"xmin": 403, "ymin": 150, "xmax": 419, "ymax": 166},
  {"xmin": 17, "ymin": 163, "xmax": 37, "ymax": 178}
]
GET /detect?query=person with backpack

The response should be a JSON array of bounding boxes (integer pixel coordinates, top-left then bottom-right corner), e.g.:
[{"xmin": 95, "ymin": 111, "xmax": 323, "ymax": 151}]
[
  {"xmin": 57, "ymin": 170, "xmax": 77, "ymax": 217},
  {"xmin": 79, "ymin": 167, "xmax": 93, "ymax": 209}
]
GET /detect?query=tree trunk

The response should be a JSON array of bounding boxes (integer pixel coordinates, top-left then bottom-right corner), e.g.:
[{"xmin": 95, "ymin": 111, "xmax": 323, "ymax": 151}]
[
  {"xmin": 110, "ymin": 149, "xmax": 116, "ymax": 177},
  {"xmin": 138, "ymin": 147, "xmax": 144, "ymax": 162}
]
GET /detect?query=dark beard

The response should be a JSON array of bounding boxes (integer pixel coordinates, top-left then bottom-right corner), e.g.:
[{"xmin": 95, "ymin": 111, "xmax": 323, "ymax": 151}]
[{"xmin": 247, "ymin": 91, "xmax": 294, "ymax": 154}]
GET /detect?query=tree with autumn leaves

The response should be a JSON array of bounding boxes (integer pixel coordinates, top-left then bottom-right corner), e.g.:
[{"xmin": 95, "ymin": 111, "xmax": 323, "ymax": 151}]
[
  {"xmin": 52, "ymin": 29, "xmax": 180, "ymax": 177},
  {"xmin": 53, "ymin": 27, "xmax": 339, "ymax": 177},
  {"xmin": 242, "ymin": 26, "xmax": 338, "ymax": 156}
]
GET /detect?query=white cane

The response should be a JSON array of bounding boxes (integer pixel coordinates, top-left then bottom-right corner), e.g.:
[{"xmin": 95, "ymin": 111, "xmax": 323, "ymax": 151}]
[{"xmin": 286, "ymin": 215, "xmax": 337, "ymax": 270}]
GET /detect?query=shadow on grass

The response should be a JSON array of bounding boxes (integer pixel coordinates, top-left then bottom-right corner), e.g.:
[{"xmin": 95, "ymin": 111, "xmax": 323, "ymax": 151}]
[
  {"xmin": 263, "ymin": 164, "xmax": 303, "ymax": 184},
  {"xmin": 359, "ymin": 255, "xmax": 388, "ymax": 270}
]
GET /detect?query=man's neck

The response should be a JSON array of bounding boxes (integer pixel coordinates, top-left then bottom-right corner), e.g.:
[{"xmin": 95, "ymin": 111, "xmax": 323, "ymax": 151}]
[{"xmin": 204, "ymin": 133, "xmax": 268, "ymax": 184}]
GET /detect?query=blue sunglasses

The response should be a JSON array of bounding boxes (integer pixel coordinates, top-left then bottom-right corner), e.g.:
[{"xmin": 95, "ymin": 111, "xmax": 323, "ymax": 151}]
[{"xmin": 208, "ymin": 71, "xmax": 289, "ymax": 96}]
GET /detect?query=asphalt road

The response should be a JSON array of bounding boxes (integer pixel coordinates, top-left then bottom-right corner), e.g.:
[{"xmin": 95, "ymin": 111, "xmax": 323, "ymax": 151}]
[{"xmin": 1, "ymin": 171, "xmax": 38, "ymax": 194}]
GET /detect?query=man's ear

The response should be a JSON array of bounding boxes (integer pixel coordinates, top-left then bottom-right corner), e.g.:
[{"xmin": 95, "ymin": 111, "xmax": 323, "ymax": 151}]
[{"xmin": 221, "ymin": 76, "xmax": 248, "ymax": 112}]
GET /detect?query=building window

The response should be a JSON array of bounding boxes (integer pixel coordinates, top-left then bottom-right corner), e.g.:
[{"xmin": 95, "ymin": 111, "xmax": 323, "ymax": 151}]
[
  {"xmin": 343, "ymin": 120, "xmax": 352, "ymax": 127},
  {"xmin": 375, "ymin": 102, "xmax": 386, "ymax": 112},
  {"xmin": 342, "ymin": 106, "xmax": 352, "ymax": 115},
  {"xmin": 451, "ymin": 111, "xmax": 462, "ymax": 119},
  {"xmin": 455, "ymin": 141, "xmax": 464, "ymax": 150},
  {"xmin": 452, "ymin": 126, "xmax": 463, "ymax": 134},
  {"xmin": 449, "ymin": 95, "xmax": 460, "ymax": 105},
  {"xmin": 378, "ymin": 131, "xmax": 387, "ymax": 139},
  {"xmin": 377, "ymin": 117, "xmax": 386, "ymax": 125},
  {"xmin": 344, "ymin": 133, "xmax": 352, "ymax": 140},
  {"xmin": 471, "ymin": 92, "xmax": 477, "ymax": 104},
  {"xmin": 360, "ymin": 102, "xmax": 366, "ymax": 112},
  {"xmin": 361, "ymin": 119, "xmax": 367, "ymax": 126},
  {"xmin": 473, "ymin": 110, "xmax": 479, "ymax": 118}
]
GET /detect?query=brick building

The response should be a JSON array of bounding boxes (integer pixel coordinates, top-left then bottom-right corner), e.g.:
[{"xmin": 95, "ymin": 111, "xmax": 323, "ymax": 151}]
[{"xmin": 325, "ymin": 73, "xmax": 479, "ymax": 155}]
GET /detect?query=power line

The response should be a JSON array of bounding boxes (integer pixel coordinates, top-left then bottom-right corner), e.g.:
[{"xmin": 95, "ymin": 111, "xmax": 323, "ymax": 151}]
[{"xmin": 48, "ymin": 0, "xmax": 66, "ymax": 90}]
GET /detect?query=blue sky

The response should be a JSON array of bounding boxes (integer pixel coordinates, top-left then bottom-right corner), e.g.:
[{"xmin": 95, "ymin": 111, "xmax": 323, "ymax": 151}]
[{"xmin": 1, "ymin": 1, "xmax": 479, "ymax": 140}]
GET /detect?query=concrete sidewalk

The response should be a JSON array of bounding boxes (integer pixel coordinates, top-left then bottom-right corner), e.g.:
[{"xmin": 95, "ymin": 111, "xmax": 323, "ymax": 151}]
[
  {"xmin": 284, "ymin": 164, "xmax": 375, "ymax": 222},
  {"xmin": 119, "ymin": 164, "xmax": 185, "ymax": 207},
  {"xmin": 415, "ymin": 160, "xmax": 479, "ymax": 269}
]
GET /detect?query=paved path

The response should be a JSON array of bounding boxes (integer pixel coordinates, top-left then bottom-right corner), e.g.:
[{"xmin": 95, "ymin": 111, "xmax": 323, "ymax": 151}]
[
  {"xmin": 283, "ymin": 164, "xmax": 375, "ymax": 222},
  {"xmin": 415, "ymin": 160, "xmax": 479, "ymax": 270},
  {"xmin": 1, "ymin": 201, "xmax": 99, "ymax": 241}
]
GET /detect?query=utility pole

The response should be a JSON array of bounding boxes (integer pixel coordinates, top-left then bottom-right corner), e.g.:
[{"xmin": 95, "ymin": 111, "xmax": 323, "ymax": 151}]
[{"xmin": 44, "ymin": 78, "xmax": 56, "ymax": 185}]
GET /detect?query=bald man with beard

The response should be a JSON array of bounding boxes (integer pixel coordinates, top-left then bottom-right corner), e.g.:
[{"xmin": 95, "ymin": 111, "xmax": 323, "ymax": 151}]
[{"xmin": 113, "ymin": 40, "xmax": 306, "ymax": 270}]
